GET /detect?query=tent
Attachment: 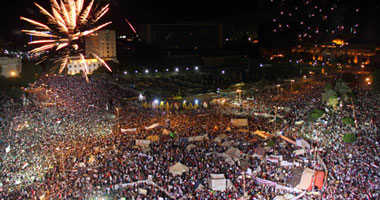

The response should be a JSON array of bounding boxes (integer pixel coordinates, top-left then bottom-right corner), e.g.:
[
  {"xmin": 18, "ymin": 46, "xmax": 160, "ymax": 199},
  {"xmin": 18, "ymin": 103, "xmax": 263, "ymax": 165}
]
[
  {"xmin": 214, "ymin": 134, "xmax": 227, "ymax": 143},
  {"xmin": 224, "ymin": 147, "xmax": 242, "ymax": 160},
  {"xmin": 226, "ymin": 179, "xmax": 236, "ymax": 191},
  {"xmin": 225, "ymin": 127, "xmax": 232, "ymax": 132},
  {"xmin": 221, "ymin": 141, "xmax": 234, "ymax": 147},
  {"xmin": 146, "ymin": 135, "xmax": 160, "ymax": 142},
  {"xmin": 169, "ymin": 162, "xmax": 189, "ymax": 176},
  {"xmin": 296, "ymin": 168, "xmax": 315, "ymax": 190},
  {"xmin": 208, "ymin": 174, "xmax": 227, "ymax": 191},
  {"xmin": 195, "ymin": 183, "xmax": 205, "ymax": 191}
]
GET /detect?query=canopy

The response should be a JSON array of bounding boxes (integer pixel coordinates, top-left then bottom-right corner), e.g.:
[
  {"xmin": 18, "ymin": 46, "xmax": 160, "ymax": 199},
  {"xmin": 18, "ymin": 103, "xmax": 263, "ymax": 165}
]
[
  {"xmin": 224, "ymin": 147, "xmax": 242, "ymax": 160},
  {"xmin": 146, "ymin": 135, "xmax": 159, "ymax": 142},
  {"xmin": 169, "ymin": 162, "xmax": 189, "ymax": 176}
]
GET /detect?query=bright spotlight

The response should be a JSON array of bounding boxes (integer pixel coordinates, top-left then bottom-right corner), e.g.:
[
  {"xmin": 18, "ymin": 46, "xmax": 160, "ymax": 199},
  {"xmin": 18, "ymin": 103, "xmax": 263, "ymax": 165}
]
[
  {"xmin": 195, "ymin": 66, "xmax": 199, "ymax": 70},
  {"xmin": 145, "ymin": 69, "xmax": 149, "ymax": 73},
  {"xmin": 154, "ymin": 99, "xmax": 159, "ymax": 104},
  {"xmin": 175, "ymin": 68, "xmax": 179, "ymax": 72}
]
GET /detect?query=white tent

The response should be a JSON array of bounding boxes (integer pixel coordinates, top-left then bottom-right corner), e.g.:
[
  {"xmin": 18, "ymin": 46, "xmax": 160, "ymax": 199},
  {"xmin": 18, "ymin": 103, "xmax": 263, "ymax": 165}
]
[
  {"xmin": 226, "ymin": 179, "xmax": 236, "ymax": 191},
  {"xmin": 224, "ymin": 147, "xmax": 242, "ymax": 159},
  {"xmin": 195, "ymin": 183, "xmax": 205, "ymax": 191},
  {"xmin": 169, "ymin": 162, "xmax": 189, "ymax": 176},
  {"xmin": 208, "ymin": 174, "xmax": 226, "ymax": 191}
]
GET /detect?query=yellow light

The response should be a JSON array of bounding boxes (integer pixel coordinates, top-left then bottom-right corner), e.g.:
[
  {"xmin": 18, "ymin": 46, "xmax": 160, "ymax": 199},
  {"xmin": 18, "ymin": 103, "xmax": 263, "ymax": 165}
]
[
  {"xmin": 10, "ymin": 71, "xmax": 16, "ymax": 77},
  {"xmin": 366, "ymin": 78, "xmax": 370, "ymax": 82},
  {"xmin": 332, "ymin": 39, "xmax": 344, "ymax": 45}
]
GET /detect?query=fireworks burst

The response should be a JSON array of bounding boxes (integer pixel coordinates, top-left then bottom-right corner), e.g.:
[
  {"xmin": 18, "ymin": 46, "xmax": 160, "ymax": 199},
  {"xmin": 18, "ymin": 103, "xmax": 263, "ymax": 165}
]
[{"xmin": 21, "ymin": 0, "xmax": 113, "ymax": 81}]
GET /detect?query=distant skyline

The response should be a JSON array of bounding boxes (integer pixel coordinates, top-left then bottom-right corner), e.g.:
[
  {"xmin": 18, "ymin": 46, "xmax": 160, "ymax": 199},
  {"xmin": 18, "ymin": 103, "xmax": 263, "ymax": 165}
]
[{"xmin": 0, "ymin": 0, "xmax": 379, "ymax": 49}]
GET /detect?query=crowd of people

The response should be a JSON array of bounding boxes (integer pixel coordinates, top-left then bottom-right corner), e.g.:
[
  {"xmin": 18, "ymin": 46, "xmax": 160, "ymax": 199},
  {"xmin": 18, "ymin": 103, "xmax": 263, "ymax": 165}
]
[{"xmin": 0, "ymin": 73, "xmax": 378, "ymax": 200}]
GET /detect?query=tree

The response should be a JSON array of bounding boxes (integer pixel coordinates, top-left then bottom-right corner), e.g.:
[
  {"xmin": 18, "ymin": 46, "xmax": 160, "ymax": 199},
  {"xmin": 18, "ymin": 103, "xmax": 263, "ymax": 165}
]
[
  {"xmin": 342, "ymin": 133, "xmax": 357, "ymax": 143},
  {"xmin": 327, "ymin": 96, "xmax": 339, "ymax": 109},
  {"xmin": 334, "ymin": 79, "xmax": 352, "ymax": 102},
  {"xmin": 308, "ymin": 108, "xmax": 324, "ymax": 121},
  {"xmin": 342, "ymin": 118, "xmax": 354, "ymax": 126},
  {"xmin": 322, "ymin": 89, "xmax": 337, "ymax": 103}
]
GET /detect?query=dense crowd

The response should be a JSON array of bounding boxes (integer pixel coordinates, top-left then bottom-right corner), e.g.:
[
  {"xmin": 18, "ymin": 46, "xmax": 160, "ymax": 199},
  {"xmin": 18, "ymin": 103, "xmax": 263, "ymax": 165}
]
[{"xmin": 0, "ymin": 74, "xmax": 379, "ymax": 200}]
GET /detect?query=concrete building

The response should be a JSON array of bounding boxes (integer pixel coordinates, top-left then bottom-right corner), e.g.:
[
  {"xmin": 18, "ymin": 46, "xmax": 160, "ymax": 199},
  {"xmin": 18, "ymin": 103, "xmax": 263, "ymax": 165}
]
[
  {"xmin": 85, "ymin": 29, "xmax": 118, "ymax": 62},
  {"xmin": 67, "ymin": 57, "xmax": 102, "ymax": 75},
  {"xmin": 0, "ymin": 57, "xmax": 22, "ymax": 78}
]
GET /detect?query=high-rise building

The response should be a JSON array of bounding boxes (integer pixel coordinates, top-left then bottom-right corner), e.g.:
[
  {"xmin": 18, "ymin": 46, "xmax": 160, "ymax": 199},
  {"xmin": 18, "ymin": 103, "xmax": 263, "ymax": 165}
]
[
  {"xmin": 0, "ymin": 57, "xmax": 22, "ymax": 78},
  {"xmin": 85, "ymin": 29, "xmax": 118, "ymax": 62}
]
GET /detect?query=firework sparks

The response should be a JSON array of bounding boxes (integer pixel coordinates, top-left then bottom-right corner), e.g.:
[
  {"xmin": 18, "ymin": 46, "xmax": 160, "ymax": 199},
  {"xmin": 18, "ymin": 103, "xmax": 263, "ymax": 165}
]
[
  {"xmin": 21, "ymin": 0, "xmax": 113, "ymax": 82},
  {"xmin": 125, "ymin": 18, "xmax": 136, "ymax": 34}
]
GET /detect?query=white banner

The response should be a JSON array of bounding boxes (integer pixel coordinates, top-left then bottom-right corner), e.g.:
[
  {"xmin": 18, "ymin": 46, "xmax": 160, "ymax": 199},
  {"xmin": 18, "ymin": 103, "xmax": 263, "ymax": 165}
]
[
  {"xmin": 121, "ymin": 128, "xmax": 137, "ymax": 132},
  {"xmin": 145, "ymin": 123, "xmax": 160, "ymax": 130}
]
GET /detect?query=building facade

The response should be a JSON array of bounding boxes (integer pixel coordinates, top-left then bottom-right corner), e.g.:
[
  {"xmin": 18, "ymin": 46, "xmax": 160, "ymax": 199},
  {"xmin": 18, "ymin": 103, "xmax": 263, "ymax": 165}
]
[
  {"xmin": 85, "ymin": 29, "xmax": 118, "ymax": 62},
  {"xmin": 67, "ymin": 57, "xmax": 102, "ymax": 75},
  {"xmin": 0, "ymin": 57, "xmax": 22, "ymax": 78}
]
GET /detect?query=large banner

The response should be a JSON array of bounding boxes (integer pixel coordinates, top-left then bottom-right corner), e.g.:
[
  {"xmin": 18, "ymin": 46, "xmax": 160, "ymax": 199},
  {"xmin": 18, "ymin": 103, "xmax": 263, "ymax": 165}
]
[{"xmin": 231, "ymin": 119, "xmax": 248, "ymax": 127}]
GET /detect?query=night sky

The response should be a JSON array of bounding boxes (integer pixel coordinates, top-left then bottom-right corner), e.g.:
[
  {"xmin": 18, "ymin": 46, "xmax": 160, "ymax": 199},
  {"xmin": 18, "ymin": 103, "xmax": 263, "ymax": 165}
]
[{"xmin": 0, "ymin": 0, "xmax": 379, "ymax": 48}]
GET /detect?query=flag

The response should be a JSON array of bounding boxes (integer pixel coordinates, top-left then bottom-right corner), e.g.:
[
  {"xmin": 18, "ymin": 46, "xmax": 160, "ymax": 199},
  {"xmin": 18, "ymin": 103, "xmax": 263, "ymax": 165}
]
[{"xmin": 22, "ymin": 162, "xmax": 29, "ymax": 169}]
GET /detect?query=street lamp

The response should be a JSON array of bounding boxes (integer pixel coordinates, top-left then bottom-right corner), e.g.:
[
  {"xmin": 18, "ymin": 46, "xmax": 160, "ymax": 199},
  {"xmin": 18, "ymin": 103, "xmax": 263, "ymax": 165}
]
[
  {"xmin": 115, "ymin": 107, "xmax": 120, "ymax": 134},
  {"xmin": 290, "ymin": 80, "xmax": 295, "ymax": 92}
]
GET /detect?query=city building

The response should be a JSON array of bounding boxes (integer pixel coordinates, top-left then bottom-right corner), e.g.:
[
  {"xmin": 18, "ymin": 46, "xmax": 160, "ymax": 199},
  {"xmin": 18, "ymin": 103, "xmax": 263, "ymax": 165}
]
[
  {"xmin": 67, "ymin": 57, "xmax": 102, "ymax": 75},
  {"xmin": 0, "ymin": 57, "xmax": 22, "ymax": 78},
  {"xmin": 292, "ymin": 43, "xmax": 377, "ymax": 65},
  {"xmin": 85, "ymin": 29, "xmax": 118, "ymax": 62},
  {"xmin": 138, "ymin": 21, "xmax": 224, "ymax": 50}
]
